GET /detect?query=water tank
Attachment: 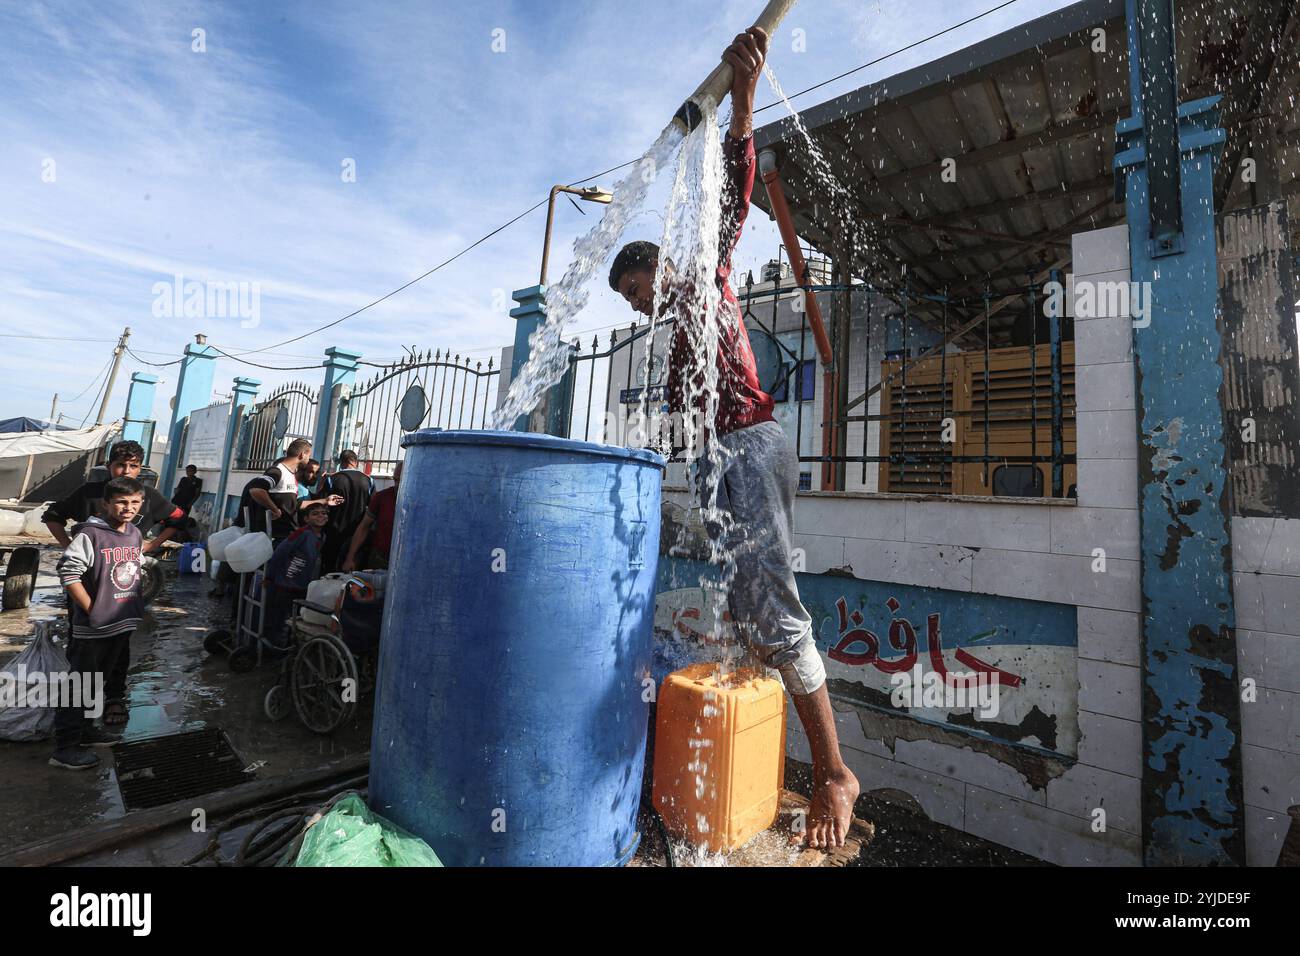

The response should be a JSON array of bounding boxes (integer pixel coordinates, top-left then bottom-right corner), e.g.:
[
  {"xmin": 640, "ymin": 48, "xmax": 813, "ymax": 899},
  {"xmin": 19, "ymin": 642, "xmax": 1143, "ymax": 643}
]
[
  {"xmin": 760, "ymin": 259, "xmax": 789, "ymax": 284},
  {"xmin": 805, "ymin": 257, "xmax": 832, "ymax": 285},
  {"xmin": 369, "ymin": 429, "xmax": 664, "ymax": 866}
]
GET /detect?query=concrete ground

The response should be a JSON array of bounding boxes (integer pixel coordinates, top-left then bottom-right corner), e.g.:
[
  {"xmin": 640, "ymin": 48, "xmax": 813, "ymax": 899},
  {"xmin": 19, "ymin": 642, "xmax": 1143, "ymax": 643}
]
[
  {"xmin": 0, "ymin": 537, "xmax": 371, "ymax": 857},
  {"xmin": 1, "ymin": 535, "xmax": 1042, "ymax": 867}
]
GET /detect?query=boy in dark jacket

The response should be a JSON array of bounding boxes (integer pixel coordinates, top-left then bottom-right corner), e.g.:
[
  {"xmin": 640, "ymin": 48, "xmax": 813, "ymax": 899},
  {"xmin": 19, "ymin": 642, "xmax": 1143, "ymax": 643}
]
[
  {"xmin": 261, "ymin": 501, "xmax": 329, "ymax": 651},
  {"xmin": 51, "ymin": 477, "xmax": 147, "ymax": 769}
]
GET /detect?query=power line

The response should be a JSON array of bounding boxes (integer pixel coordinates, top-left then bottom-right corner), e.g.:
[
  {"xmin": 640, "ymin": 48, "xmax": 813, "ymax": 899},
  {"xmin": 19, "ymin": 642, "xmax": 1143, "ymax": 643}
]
[
  {"xmin": 65, "ymin": 356, "xmax": 115, "ymax": 404},
  {"xmin": 126, "ymin": 346, "xmax": 182, "ymax": 368},
  {"xmin": 52, "ymin": 2, "xmax": 1025, "ymax": 379},
  {"xmin": 77, "ymin": 361, "xmax": 113, "ymax": 428},
  {"xmin": 220, "ymin": 3, "xmax": 1020, "ymax": 357},
  {"xmin": 207, "ymin": 344, "xmax": 319, "ymax": 371},
  {"xmin": 0, "ymin": 332, "xmax": 119, "ymax": 343},
  {"xmin": 750, "ymin": 0, "xmax": 1021, "ymax": 115}
]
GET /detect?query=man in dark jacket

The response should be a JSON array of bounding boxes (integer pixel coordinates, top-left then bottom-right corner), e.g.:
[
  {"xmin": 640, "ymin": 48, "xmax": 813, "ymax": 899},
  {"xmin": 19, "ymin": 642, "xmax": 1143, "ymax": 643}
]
[
  {"xmin": 319, "ymin": 450, "xmax": 373, "ymax": 573},
  {"xmin": 172, "ymin": 464, "xmax": 203, "ymax": 515},
  {"xmin": 43, "ymin": 440, "xmax": 183, "ymax": 554}
]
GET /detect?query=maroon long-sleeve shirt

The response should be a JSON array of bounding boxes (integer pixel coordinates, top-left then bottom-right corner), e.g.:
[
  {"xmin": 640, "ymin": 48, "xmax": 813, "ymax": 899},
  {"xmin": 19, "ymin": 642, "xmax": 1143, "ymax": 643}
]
[{"xmin": 665, "ymin": 132, "xmax": 775, "ymax": 437}]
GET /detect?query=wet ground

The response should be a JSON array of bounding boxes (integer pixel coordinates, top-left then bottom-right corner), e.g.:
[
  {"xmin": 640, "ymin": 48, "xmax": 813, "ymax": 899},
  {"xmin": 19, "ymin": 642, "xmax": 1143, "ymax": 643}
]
[
  {"xmin": 0, "ymin": 538, "xmax": 372, "ymax": 857},
  {"xmin": 1, "ymin": 535, "xmax": 1042, "ymax": 867}
]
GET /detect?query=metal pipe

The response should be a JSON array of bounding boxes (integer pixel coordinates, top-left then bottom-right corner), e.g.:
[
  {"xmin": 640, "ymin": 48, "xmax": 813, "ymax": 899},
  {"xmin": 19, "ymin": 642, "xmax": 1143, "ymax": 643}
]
[
  {"xmin": 758, "ymin": 149, "xmax": 838, "ymax": 489},
  {"xmin": 671, "ymin": 0, "xmax": 799, "ymax": 133}
]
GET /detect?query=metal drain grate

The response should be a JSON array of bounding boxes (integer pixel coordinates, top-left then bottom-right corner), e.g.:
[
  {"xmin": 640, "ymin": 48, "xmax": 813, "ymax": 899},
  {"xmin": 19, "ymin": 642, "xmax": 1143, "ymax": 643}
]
[{"xmin": 112, "ymin": 728, "xmax": 254, "ymax": 811}]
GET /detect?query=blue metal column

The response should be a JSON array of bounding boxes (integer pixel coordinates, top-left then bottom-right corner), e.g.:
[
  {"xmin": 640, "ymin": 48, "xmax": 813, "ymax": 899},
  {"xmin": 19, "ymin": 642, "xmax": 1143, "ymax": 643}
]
[
  {"xmin": 159, "ymin": 340, "xmax": 218, "ymax": 495},
  {"xmin": 1116, "ymin": 0, "xmax": 1243, "ymax": 865},
  {"xmin": 313, "ymin": 346, "xmax": 362, "ymax": 462},
  {"xmin": 121, "ymin": 372, "xmax": 158, "ymax": 448},
  {"xmin": 213, "ymin": 377, "xmax": 261, "ymax": 530},
  {"xmin": 509, "ymin": 285, "xmax": 574, "ymax": 437}
]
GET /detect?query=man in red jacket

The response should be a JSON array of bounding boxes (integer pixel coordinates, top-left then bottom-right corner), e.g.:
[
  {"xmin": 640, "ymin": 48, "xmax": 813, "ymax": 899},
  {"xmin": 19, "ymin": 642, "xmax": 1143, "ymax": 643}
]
[{"xmin": 608, "ymin": 26, "xmax": 859, "ymax": 849}]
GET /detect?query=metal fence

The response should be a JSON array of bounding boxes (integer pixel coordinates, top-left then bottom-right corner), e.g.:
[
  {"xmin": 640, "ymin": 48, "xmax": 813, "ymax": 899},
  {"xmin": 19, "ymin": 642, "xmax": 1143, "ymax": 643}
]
[
  {"xmin": 338, "ymin": 351, "xmax": 500, "ymax": 473},
  {"xmin": 564, "ymin": 319, "xmax": 678, "ymax": 451},
  {"xmin": 239, "ymin": 380, "xmax": 319, "ymax": 471},
  {"xmin": 752, "ymin": 272, "xmax": 1077, "ymax": 497},
  {"xmin": 318, "ymin": 264, "xmax": 1076, "ymax": 501}
]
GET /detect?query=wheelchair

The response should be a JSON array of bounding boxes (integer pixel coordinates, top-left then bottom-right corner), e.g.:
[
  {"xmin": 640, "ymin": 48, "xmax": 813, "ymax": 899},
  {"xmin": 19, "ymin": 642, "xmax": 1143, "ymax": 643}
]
[{"xmin": 261, "ymin": 571, "xmax": 387, "ymax": 735}]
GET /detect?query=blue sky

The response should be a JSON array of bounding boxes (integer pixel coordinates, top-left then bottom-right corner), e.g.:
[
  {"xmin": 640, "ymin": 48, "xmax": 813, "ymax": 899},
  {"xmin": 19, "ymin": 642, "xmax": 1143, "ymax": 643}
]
[{"xmin": 0, "ymin": 0, "xmax": 1074, "ymax": 427}]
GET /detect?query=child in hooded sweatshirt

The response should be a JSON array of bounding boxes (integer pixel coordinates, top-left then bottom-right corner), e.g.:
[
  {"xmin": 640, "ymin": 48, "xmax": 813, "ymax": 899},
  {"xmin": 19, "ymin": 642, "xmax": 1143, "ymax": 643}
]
[
  {"xmin": 51, "ymin": 476, "xmax": 147, "ymax": 770},
  {"xmin": 261, "ymin": 501, "xmax": 329, "ymax": 651}
]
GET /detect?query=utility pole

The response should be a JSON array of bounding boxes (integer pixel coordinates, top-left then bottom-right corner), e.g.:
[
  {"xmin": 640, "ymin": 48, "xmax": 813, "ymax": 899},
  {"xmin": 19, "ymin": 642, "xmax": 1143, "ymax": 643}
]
[
  {"xmin": 96, "ymin": 326, "xmax": 131, "ymax": 425},
  {"xmin": 49, "ymin": 393, "xmax": 58, "ymax": 422}
]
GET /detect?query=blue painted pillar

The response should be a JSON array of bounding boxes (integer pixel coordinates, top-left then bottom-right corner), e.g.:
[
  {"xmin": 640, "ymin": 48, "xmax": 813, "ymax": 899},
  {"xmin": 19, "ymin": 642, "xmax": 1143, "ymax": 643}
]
[
  {"xmin": 1116, "ymin": 0, "xmax": 1243, "ymax": 866},
  {"xmin": 213, "ymin": 377, "xmax": 261, "ymax": 530},
  {"xmin": 159, "ymin": 340, "xmax": 218, "ymax": 495},
  {"xmin": 313, "ymin": 346, "xmax": 362, "ymax": 463},
  {"xmin": 121, "ymin": 372, "xmax": 158, "ymax": 448},
  {"xmin": 509, "ymin": 285, "xmax": 574, "ymax": 436}
]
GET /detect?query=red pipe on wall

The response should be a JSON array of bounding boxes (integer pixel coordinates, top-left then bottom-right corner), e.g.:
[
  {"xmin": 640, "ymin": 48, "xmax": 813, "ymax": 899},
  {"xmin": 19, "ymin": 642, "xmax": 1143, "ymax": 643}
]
[{"xmin": 758, "ymin": 150, "xmax": 838, "ymax": 490}]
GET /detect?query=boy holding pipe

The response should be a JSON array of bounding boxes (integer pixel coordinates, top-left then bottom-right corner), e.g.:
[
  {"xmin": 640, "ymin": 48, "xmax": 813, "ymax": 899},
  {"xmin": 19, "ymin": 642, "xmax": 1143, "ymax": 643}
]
[{"xmin": 608, "ymin": 26, "xmax": 859, "ymax": 849}]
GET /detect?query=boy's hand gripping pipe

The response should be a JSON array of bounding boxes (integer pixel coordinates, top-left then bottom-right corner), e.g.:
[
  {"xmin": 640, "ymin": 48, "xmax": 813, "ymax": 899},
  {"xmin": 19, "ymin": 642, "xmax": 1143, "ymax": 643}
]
[{"xmin": 671, "ymin": 0, "xmax": 799, "ymax": 133}]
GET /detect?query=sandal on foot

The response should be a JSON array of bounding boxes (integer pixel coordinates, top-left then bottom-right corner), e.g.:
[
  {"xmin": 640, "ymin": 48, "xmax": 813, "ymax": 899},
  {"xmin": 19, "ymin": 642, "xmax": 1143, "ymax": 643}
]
[{"xmin": 103, "ymin": 701, "xmax": 129, "ymax": 726}]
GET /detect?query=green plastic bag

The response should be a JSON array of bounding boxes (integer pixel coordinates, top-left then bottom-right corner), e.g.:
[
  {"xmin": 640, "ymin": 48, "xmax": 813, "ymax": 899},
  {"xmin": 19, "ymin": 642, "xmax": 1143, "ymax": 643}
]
[{"xmin": 293, "ymin": 794, "xmax": 443, "ymax": 867}]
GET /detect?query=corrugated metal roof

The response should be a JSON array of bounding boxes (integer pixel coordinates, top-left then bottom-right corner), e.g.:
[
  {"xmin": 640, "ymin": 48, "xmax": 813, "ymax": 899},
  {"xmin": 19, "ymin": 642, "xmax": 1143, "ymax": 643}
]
[{"xmin": 751, "ymin": 0, "xmax": 1299, "ymax": 335}]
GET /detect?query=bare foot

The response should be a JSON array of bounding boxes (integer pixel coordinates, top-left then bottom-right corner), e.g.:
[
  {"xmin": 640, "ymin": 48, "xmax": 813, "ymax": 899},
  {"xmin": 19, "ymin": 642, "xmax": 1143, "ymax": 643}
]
[{"xmin": 801, "ymin": 765, "xmax": 860, "ymax": 849}]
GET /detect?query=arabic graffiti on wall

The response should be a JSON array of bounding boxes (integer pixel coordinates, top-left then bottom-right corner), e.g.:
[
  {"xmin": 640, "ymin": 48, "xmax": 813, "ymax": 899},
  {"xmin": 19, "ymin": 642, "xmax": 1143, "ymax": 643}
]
[{"xmin": 654, "ymin": 557, "xmax": 1080, "ymax": 757}]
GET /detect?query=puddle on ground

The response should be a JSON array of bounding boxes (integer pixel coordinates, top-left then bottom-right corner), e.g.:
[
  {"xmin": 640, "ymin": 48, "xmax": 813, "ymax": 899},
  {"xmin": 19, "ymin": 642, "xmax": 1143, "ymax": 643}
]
[{"xmin": 0, "ymin": 550, "xmax": 372, "ymax": 854}]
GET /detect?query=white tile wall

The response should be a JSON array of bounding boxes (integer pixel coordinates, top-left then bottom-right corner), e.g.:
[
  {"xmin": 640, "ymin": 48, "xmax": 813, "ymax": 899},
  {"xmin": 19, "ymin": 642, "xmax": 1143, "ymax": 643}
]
[
  {"xmin": 1076, "ymin": 458, "xmax": 1139, "ymax": 509},
  {"xmin": 1044, "ymin": 762, "xmax": 1142, "ymax": 836},
  {"xmin": 1238, "ymin": 629, "xmax": 1300, "ymax": 693},
  {"xmin": 893, "ymin": 738, "xmax": 1046, "ymax": 805},
  {"xmin": 1074, "ymin": 314, "xmax": 1135, "ymax": 366},
  {"xmin": 1077, "ymin": 607, "xmax": 1141, "ymax": 667},
  {"xmin": 1239, "ymin": 687, "xmax": 1299, "ymax": 755},
  {"xmin": 1077, "ymin": 409, "xmax": 1140, "ymax": 460},
  {"xmin": 1078, "ymin": 659, "xmax": 1143, "ymax": 722},
  {"xmin": 842, "ymin": 537, "xmax": 976, "ymax": 592},
  {"xmin": 841, "ymin": 744, "xmax": 969, "ymax": 831},
  {"xmin": 1258, "ymin": 572, "xmax": 1300, "ymax": 636},
  {"xmin": 1072, "ymin": 224, "xmax": 1130, "ymax": 275},
  {"xmin": 1261, "ymin": 517, "xmax": 1300, "ymax": 574},
  {"xmin": 965, "ymin": 784, "xmax": 1141, "ymax": 865},
  {"xmin": 1051, "ymin": 506, "xmax": 1139, "ymax": 560},
  {"xmin": 1244, "ymin": 805, "xmax": 1291, "ymax": 866},
  {"xmin": 791, "ymin": 532, "xmax": 846, "ymax": 574},
  {"xmin": 1074, "ymin": 361, "xmax": 1136, "ymax": 412},
  {"xmin": 1232, "ymin": 516, "xmax": 1275, "ymax": 573},
  {"xmin": 905, "ymin": 500, "xmax": 1052, "ymax": 552},
  {"xmin": 1242, "ymin": 744, "xmax": 1300, "ymax": 813},
  {"xmin": 971, "ymin": 548, "xmax": 1139, "ymax": 611},
  {"xmin": 1077, "ymin": 711, "xmax": 1142, "ymax": 777}
]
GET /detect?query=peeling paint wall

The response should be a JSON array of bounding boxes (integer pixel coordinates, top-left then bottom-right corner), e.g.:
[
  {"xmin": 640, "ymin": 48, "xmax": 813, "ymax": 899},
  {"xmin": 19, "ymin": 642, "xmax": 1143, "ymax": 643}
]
[{"xmin": 1216, "ymin": 201, "xmax": 1300, "ymax": 518}]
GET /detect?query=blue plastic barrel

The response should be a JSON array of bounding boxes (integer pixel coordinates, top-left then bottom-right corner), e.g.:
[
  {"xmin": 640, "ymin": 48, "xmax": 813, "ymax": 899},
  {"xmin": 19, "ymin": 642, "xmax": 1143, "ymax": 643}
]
[{"xmin": 368, "ymin": 429, "xmax": 665, "ymax": 866}]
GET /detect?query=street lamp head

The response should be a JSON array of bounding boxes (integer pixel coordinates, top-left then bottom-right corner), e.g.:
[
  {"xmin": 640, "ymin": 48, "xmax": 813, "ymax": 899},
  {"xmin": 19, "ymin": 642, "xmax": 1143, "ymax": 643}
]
[{"xmin": 578, "ymin": 187, "xmax": 613, "ymax": 204}]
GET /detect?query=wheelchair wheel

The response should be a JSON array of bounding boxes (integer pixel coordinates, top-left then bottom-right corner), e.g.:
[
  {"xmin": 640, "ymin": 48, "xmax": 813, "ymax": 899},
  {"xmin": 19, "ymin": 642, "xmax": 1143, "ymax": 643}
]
[
  {"xmin": 203, "ymin": 629, "xmax": 231, "ymax": 655},
  {"xmin": 291, "ymin": 635, "xmax": 358, "ymax": 735},
  {"xmin": 264, "ymin": 683, "xmax": 291, "ymax": 721},
  {"xmin": 229, "ymin": 646, "xmax": 258, "ymax": 673}
]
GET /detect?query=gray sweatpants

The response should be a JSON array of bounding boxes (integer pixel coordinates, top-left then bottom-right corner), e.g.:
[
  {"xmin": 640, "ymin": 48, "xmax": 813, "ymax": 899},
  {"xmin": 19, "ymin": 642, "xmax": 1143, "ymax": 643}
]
[{"xmin": 697, "ymin": 420, "xmax": 826, "ymax": 696}]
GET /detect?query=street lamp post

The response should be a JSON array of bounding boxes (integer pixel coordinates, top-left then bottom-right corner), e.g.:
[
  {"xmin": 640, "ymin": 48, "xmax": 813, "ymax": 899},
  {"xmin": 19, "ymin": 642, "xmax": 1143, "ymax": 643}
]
[{"xmin": 540, "ymin": 185, "xmax": 613, "ymax": 285}]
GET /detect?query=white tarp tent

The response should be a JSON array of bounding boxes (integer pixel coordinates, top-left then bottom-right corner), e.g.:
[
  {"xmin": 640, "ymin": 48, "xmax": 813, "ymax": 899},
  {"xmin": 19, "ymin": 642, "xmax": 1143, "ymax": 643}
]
[{"xmin": 0, "ymin": 422, "xmax": 119, "ymax": 501}]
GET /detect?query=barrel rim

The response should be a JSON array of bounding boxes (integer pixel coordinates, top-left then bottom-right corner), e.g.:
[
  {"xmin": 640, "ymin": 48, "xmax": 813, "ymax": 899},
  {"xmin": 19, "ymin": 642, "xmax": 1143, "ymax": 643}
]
[{"xmin": 400, "ymin": 428, "xmax": 666, "ymax": 468}]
